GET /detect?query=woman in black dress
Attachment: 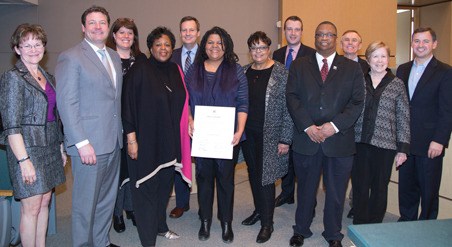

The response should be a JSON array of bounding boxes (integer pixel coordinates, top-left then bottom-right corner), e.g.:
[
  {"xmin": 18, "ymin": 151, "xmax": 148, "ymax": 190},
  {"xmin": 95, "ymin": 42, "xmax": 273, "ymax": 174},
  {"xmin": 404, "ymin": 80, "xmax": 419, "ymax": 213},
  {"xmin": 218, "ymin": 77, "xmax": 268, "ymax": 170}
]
[{"xmin": 106, "ymin": 17, "xmax": 147, "ymax": 233}]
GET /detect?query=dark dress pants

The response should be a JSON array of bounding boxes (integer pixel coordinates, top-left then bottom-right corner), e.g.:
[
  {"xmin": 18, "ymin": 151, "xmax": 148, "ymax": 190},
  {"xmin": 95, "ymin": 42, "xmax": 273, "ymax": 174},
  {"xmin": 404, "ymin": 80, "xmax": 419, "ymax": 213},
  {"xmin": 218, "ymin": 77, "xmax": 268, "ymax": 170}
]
[
  {"xmin": 352, "ymin": 143, "xmax": 396, "ymax": 224},
  {"xmin": 292, "ymin": 148, "xmax": 353, "ymax": 241},
  {"xmin": 280, "ymin": 149, "xmax": 295, "ymax": 198},
  {"xmin": 131, "ymin": 166, "xmax": 174, "ymax": 246},
  {"xmin": 241, "ymin": 128, "xmax": 276, "ymax": 227},
  {"xmin": 174, "ymin": 172, "xmax": 190, "ymax": 208},
  {"xmin": 114, "ymin": 147, "xmax": 133, "ymax": 216},
  {"xmin": 398, "ymin": 154, "xmax": 443, "ymax": 221},
  {"xmin": 196, "ymin": 146, "xmax": 239, "ymax": 222}
]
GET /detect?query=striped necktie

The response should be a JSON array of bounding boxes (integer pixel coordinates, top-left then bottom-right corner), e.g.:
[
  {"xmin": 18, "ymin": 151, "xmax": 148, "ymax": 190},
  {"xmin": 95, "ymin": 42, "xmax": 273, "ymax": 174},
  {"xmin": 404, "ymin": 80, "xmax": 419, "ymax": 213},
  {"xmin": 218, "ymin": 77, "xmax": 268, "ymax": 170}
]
[{"xmin": 184, "ymin": 50, "xmax": 192, "ymax": 75}]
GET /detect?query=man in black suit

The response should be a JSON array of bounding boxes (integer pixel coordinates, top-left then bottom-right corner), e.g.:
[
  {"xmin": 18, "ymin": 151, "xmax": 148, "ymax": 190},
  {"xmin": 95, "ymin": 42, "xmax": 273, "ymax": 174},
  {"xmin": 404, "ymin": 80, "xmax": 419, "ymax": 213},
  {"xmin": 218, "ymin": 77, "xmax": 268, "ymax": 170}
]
[
  {"xmin": 168, "ymin": 16, "xmax": 200, "ymax": 219},
  {"xmin": 273, "ymin": 15, "xmax": 315, "ymax": 207},
  {"xmin": 396, "ymin": 27, "xmax": 452, "ymax": 221},
  {"xmin": 286, "ymin": 21, "xmax": 365, "ymax": 247},
  {"xmin": 339, "ymin": 29, "xmax": 369, "ymax": 219}
]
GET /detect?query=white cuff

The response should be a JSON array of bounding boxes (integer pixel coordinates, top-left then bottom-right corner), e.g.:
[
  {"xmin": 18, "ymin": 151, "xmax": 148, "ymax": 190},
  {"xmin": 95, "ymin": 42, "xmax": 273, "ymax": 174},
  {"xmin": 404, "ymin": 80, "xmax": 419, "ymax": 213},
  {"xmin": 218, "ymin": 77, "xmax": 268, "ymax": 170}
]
[
  {"xmin": 75, "ymin": 140, "xmax": 90, "ymax": 149},
  {"xmin": 330, "ymin": 122, "xmax": 339, "ymax": 133}
]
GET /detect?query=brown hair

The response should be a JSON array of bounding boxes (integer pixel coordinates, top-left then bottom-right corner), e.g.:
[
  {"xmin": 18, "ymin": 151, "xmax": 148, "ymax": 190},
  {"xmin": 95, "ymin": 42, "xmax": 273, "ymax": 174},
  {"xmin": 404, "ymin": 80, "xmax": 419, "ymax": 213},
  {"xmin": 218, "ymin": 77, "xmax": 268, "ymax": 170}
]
[
  {"xmin": 10, "ymin": 23, "xmax": 47, "ymax": 50},
  {"xmin": 106, "ymin": 18, "xmax": 141, "ymax": 56}
]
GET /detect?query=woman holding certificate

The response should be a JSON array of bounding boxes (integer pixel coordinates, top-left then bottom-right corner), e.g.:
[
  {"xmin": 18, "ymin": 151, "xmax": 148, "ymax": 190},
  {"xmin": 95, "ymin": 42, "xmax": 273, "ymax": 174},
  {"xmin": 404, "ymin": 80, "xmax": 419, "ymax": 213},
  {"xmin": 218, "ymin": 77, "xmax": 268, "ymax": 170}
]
[
  {"xmin": 240, "ymin": 31, "xmax": 293, "ymax": 243},
  {"xmin": 185, "ymin": 26, "xmax": 248, "ymax": 244}
]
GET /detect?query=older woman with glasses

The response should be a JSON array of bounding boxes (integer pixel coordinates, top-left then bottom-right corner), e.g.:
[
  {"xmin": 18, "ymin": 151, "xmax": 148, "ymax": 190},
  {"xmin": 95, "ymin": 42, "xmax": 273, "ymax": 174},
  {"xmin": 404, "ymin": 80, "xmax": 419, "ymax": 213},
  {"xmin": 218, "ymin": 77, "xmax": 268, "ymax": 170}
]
[
  {"xmin": 0, "ymin": 23, "xmax": 66, "ymax": 247},
  {"xmin": 241, "ymin": 31, "xmax": 292, "ymax": 243}
]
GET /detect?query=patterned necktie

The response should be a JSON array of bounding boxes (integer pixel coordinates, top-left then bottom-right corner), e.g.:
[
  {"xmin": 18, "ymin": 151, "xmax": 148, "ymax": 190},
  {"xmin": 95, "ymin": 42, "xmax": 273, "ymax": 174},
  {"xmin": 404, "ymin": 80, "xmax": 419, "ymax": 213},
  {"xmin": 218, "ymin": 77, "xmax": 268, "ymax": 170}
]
[
  {"xmin": 285, "ymin": 48, "xmax": 294, "ymax": 69},
  {"xmin": 184, "ymin": 50, "xmax": 192, "ymax": 75},
  {"xmin": 97, "ymin": 49, "xmax": 115, "ymax": 88},
  {"xmin": 321, "ymin": 58, "xmax": 329, "ymax": 82}
]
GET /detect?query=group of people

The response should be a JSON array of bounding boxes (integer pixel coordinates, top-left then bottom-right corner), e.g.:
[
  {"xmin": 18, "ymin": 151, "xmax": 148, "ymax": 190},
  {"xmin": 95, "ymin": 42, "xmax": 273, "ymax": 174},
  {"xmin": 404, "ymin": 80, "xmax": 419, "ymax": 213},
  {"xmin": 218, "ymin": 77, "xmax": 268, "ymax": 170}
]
[{"xmin": 0, "ymin": 4, "xmax": 451, "ymax": 247}]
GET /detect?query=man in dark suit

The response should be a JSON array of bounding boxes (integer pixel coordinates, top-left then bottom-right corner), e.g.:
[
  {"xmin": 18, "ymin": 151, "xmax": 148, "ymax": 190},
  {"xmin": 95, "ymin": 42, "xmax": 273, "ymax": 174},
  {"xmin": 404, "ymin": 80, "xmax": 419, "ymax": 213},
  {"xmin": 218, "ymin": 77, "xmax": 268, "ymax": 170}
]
[
  {"xmin": 286, "ymin": 21, "xmax": 365, "ymax": 247},
  {"xmin": 396, "ymin": 27, "xmax": 452, "ymax": 221},
  {"xmin": 55, "ymin": 6, "xmax": 122, "ymax": 247},
  {"xmin": 339, "ymin": 29, "xmax": 369, "ymax": 219},
  {"xmin": 168, "ymin": 16, "xmax": 200, "ymax": 219},
  {"xmin": 273, "ymin": 15, "xmax": 315, "ymax": 207}
]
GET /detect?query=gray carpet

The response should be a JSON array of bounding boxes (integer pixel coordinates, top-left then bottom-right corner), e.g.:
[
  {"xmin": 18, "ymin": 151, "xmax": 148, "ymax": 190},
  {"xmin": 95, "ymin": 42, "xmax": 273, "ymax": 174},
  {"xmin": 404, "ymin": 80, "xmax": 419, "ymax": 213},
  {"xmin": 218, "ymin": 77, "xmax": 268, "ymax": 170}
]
[{"xmin": 46, "ymin": 163, "xmax": 398, "ymax": 247}]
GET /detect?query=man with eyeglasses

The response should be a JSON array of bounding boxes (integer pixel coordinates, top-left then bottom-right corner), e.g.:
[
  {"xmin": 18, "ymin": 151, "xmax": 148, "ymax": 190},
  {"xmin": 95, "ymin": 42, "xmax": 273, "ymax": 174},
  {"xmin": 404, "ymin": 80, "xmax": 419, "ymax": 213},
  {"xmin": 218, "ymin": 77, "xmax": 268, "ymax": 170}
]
[
  {"xmin": 339, "ymin": 30, "xmax": 369, "ymax": 219},
  {"xmin": 272, "ymin": 15, "xmax": 315, "ymax": 208},
  {"xmin": 169, "ymin": 16, "xmax": 200, "ymax": 219},
  {"xmin": 286, "ymin": 21, "xmax": 364, "ymax": 247}
]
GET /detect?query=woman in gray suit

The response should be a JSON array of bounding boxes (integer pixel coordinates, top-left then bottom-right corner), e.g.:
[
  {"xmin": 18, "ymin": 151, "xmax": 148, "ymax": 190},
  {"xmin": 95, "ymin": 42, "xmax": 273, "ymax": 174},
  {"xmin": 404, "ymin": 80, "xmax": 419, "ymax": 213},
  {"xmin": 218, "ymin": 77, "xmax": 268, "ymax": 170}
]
[
  {"xmin": 0, "ymin": 24, "xmax": 66, "ymax": 247},
  {"xmin": 241, "ymin": 31, "xmax": 293, "ymax": 243},
  {"xmin": 352, "ymin": 41, "xmax": 410, "ymax": 224}
]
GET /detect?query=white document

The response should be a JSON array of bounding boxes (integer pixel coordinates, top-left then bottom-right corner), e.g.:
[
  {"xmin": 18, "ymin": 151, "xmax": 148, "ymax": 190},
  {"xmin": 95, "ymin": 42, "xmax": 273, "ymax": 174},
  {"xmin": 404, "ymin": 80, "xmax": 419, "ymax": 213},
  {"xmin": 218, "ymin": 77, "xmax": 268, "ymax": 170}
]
[{"xmin": 191, "ymin": 105, "xmax": 235, "ymax": 159}]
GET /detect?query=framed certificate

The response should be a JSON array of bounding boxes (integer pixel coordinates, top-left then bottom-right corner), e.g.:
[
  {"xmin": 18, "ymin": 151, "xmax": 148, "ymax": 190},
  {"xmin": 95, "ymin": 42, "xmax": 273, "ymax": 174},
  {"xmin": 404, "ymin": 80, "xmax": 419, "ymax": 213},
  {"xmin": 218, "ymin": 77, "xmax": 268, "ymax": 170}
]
[{"xmin": 191, "ymin": 105, "xmax": 235, "ymax": 159}]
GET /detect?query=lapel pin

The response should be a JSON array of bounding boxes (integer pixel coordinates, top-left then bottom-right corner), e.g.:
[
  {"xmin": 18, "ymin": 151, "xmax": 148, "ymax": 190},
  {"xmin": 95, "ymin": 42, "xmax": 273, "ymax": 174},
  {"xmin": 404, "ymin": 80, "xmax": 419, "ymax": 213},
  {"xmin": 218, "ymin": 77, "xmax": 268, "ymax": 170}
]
[{"xmin": 333, "ymin": 66, "xmax": 337, "ymax": 70}]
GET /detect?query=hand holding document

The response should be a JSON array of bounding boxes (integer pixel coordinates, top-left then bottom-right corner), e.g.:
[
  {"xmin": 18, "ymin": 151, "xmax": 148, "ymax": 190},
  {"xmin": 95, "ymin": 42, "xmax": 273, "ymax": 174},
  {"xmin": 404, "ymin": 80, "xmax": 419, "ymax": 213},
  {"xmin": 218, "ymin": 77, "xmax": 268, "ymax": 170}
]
[{"xmin": 191, "ymin": 106, "xmax": 235, "ymax": 159}]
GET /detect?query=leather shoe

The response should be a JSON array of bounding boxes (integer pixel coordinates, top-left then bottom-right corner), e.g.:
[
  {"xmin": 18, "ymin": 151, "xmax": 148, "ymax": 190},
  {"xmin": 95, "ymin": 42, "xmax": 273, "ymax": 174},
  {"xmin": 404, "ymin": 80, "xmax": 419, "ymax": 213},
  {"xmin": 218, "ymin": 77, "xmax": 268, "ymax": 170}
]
[
  {"xmin": 241, "ymin": 211, "xmax": 260, "ymax": 225},
  {"xmin": 169, "ymin": 206, "xmax": 189, "ymax": 218},
  {"xmin": 221, "ymin": 221, "xmax": 234, "ymax": 243},
  {"xmin": 275, "ymin": 194, "xmax": 294, "ymax": 207},
  {"xmin": 328, "ymin": 240, "xmax": 343, "ymax": 247},
  {"xmin": 289, "ymin": 234, "xmax": 304, "ymax": 247},
  {"xmin": 256, "ymin": 226, "xmax": 273, "ymax": 243},
  {"xmin": 347, "ymin": 208, "xmax": 354, "ymax": 219},
  {"xmin": 125, "ymin": 210, "xmax": 136, "ymax": 226},
  {"xmin": 198, "ymin": 219, "xmax": 211, "ymax": 241},
  {"xmin": 113, "ymin": 215, "xmax": 125, "ymax": 233},
  {"xmin": 106, "ymin": 244, "xmax": 120, "ymax": 247}
]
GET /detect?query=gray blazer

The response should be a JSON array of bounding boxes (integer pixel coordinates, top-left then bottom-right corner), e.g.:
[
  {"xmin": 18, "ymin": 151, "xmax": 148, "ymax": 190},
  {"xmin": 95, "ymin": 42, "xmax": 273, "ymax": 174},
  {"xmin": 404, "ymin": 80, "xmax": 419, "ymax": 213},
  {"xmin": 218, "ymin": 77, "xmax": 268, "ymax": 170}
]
[
  {"xmin": 0, "ymin": 59, "xmax": 62, "ymax": 146},
  {"xmin": 55, "ymin": 40, "xmax": 123, "ymax": 156},
  {"xmin": 243, "ymin": 61, "xmax": 293, "ymax": 185}
]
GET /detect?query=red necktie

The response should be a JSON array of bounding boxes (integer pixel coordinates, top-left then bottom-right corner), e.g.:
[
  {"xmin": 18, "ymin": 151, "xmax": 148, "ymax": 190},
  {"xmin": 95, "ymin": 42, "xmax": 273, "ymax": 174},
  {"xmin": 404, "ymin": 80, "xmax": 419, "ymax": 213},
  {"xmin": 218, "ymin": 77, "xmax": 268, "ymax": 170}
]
[{"xmin": 321, "ymin": 58, "xmax": 329, "ymax": 82}]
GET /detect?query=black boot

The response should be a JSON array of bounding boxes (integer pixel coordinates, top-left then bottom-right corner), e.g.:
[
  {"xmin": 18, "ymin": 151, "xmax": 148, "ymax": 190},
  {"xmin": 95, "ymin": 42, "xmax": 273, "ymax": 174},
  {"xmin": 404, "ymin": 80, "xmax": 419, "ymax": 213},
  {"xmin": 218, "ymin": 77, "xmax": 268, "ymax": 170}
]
[
  {"xmin": 256, "ymin": 225, "xmax": 273, "ymax": 243},
  {"xmin": 198, "ymin": 219, "xmax": 211, "ymax": 241},
  {"xmin": 241, "ymin": 211, "xmax": 260, "ymax": 225},
  {"xmin": 221, "ymin": 221, "xmax": 234, "ymax": 243},
  {"xmin": 125, "ymin": 210, "xmax": 136, "ymax": 226},
  {"xmin": 113, "ymin": 215, "xmax": 125, "ymax": 233}
]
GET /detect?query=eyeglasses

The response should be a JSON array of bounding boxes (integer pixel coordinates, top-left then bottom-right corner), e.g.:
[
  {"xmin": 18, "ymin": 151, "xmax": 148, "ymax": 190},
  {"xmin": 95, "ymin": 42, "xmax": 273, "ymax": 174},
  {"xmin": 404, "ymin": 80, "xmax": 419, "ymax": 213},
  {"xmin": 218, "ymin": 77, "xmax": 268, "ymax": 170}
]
[
  {"xmin": 19, "ymin": 43, "xmax": 44, "ymax": 51},
  {"xmin": 315, "ymin": 33, "xmax": 337, "ymax": 38},
  {"xmin": 249, "ymin": 46, "xmax": 269, "ymax": 52}
]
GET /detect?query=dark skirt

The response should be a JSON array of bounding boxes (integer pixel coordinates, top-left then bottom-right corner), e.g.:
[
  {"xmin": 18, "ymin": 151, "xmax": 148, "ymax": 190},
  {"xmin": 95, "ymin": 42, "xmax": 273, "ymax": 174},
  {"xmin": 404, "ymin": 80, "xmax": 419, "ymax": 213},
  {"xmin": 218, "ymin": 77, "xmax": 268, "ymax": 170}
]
[{"xmin": 7, "ymin": 121, "xmax": 66, "ymax": 199}]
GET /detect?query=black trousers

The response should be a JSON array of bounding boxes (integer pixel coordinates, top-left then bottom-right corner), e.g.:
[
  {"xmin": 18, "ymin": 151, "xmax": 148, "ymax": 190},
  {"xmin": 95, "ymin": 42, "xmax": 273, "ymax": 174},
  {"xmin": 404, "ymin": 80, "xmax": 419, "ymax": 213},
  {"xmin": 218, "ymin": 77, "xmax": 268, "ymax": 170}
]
[
  {"xmin": 131, "ymin": 166, "xmax": 174, "ymax": 246},
  {"xmin": 241, "ymin": 128, "xmax": 275, "ymax": 227},
  {"xmin": 351, "ymin": 143, "xmax": 396, "ymax": 224},
  {"xmin": 280, "ymin": 150, "xmax": 295, "ymax": 198},
  {"xmin": 196, "ymin": 146, "xmax": 239, "ymax": 222},
  {"xmin": 292, "ymin": 148, "xmax": 353, "ymax": 241},
  {"xmin": 398, "ymin": 154, "xmax": 443, "ymax": 221}
]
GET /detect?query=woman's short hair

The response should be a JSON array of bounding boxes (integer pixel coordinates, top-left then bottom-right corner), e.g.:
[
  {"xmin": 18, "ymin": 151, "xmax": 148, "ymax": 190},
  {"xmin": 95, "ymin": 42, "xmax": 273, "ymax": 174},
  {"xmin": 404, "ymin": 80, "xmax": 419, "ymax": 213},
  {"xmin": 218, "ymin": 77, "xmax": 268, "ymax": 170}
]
[
  {"xmin": 247, "ymin": 31, "xmax": 272, "ymax": 48},
  {"xmin": 10, "ymin": 23, "xmax": 47, "ymax": 50},
  {"xmin": 196, "ymin": 26, "xmax": 238, "ymax": 65},
  {"xmin": 365, "ymin": 41, "xmax": 390, "ymax": 61},
  {"xmin": 146, "ymin": 26, "xmax": 176, "ymax": 50},
  {"xmin": 106, "ymin": 18, "xmax": 141, "ymax": 56}
]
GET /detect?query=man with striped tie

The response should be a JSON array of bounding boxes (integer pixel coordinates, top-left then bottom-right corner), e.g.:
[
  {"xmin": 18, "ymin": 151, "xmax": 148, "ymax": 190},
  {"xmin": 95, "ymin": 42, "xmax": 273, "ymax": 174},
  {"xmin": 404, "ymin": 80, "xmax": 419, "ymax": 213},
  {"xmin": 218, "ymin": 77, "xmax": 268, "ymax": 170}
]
[
  {"xmin": 169, "ymin": 15, "xmax": 200, "ymax": 219},
  {"xmin": 272, "ymin": 15, "xmax": 315, "ymax": 208}
]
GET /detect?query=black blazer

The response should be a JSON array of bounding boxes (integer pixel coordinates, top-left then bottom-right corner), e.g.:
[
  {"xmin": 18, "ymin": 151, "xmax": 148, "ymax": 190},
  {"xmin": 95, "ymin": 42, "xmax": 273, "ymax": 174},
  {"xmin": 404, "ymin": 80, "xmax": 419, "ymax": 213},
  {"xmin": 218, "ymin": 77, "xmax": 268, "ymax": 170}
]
[
  {"xmin": 286, "ymin": 53, "xmax": 365, "ymax": 157},
  {"xmin": 358, "ymin": 57, "xmax": 370, "ymax": 74},
  {"xmin": 272, "ymin": 43, "xmax": 316, "ymax": 65},
  {"xmin": 396, "ymin": 56, "xmax": 452, "ymax": 156},
  {"xmin": 171, "ymin": 46, "xmax": 199, "ymax": 68}
]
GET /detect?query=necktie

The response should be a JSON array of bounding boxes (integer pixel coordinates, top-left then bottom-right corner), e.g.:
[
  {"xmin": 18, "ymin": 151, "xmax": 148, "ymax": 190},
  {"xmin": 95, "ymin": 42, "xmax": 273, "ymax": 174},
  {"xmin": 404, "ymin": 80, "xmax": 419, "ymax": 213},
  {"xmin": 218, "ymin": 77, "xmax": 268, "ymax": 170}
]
[
  {"xmin": 97, "ymin": 49, "xmax": 115, "ymax": 88},
  {"xmin": 321, "ymin": 58, "xmax": 329, "ymax": 82},
  {"xmin": 285, "ymin": 48, "xmax": 294, "ymax": 69},
  {"xmin": 184, "ymin": 50, "xmax": 192, "ymax": 75}
]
